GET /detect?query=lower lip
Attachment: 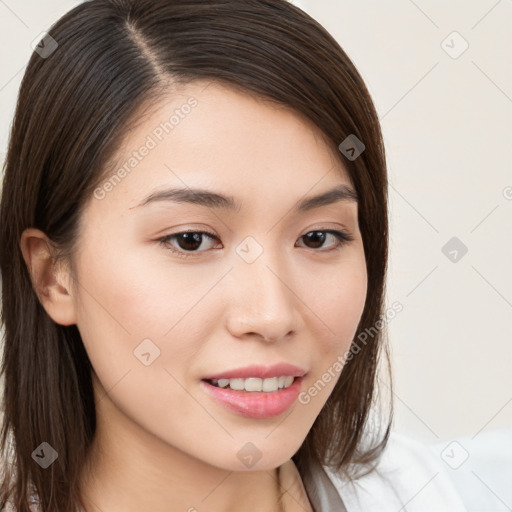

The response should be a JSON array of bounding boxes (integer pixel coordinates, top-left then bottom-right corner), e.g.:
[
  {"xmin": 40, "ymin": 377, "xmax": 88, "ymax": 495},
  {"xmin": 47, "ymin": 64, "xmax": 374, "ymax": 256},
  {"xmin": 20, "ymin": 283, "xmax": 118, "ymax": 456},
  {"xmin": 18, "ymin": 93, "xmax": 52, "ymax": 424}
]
[{"xmin": 200, "ymin": 377, "xmax": 304, "ymax": 419}]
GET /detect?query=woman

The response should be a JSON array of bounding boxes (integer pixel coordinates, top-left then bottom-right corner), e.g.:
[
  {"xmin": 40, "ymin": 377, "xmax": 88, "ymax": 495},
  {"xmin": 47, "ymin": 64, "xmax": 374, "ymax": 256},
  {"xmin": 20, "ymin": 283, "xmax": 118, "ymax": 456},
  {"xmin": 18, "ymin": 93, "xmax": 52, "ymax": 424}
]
[{"xmin": 0, "ymin": 1, "xmax": 467, "ymax": 511}]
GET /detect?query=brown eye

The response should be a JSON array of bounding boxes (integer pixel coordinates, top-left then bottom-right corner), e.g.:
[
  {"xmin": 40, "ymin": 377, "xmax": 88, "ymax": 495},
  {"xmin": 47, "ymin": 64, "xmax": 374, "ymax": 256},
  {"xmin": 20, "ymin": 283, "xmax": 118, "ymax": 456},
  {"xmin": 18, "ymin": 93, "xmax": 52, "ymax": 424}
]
[
  {"xmin": 172, "ymin": 232, "xmax": 204, "ymax": 251},
  {"xmin": 157, "ymin": 228, "xmax": 354, "ymax": 260},
  {"xmin": 302, "ymin": 231, "xmax": 328, "ymax": 249},
  {"xmin": 158, "ymin": 231, "xmax": 219, "ymax": 258},
  {"xmin": 298, "ymin": 230, "xmax": 354, "ymax": 251}
]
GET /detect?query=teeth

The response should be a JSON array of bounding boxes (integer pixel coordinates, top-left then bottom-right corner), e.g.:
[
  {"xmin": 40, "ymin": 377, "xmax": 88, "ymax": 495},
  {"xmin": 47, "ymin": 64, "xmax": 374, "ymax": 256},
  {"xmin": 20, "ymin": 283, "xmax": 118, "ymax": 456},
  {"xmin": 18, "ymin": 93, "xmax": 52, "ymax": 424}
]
[{"xmin": 210, "ymin": 376, "xmax": 295, "ymax": 392}]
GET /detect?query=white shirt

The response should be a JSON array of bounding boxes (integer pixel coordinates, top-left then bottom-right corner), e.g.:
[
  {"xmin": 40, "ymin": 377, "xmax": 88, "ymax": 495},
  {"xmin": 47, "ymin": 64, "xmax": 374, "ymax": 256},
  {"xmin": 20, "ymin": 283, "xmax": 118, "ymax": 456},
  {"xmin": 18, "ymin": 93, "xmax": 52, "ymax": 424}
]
[{"xmin": 281, "ymin": 430, "xmax": 468, "ymax": 511}]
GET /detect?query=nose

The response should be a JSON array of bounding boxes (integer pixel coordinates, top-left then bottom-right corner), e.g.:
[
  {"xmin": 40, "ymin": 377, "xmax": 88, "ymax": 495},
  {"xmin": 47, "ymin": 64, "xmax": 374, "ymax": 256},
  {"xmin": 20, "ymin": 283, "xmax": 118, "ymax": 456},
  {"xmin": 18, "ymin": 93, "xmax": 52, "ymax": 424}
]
[{"xmin": 225, "ymin": 249, "xmax": 301, "ymax": 343}]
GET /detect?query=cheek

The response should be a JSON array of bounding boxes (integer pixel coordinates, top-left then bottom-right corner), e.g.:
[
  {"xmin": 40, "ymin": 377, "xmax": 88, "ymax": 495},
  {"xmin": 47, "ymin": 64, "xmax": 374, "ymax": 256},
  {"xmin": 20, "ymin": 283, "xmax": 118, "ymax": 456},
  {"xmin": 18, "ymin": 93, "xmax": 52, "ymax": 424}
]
[
  {"xmin": 305, "ymin": 256, "xmax": 367, "ymax": 355},
  {"xmin": 72, "ymin": 249, "xmax": 208, "ymax": 425},
  {"xmin": 72, "ymin": 239, "xmax": 220, "ymax": 381},
  {"xmin": 75, "ymin": 239, "xmax": 204, "ymax": 332},
  {"xmin": 295, "ymin": 257, "xmax": 367, "ymax": 411}
]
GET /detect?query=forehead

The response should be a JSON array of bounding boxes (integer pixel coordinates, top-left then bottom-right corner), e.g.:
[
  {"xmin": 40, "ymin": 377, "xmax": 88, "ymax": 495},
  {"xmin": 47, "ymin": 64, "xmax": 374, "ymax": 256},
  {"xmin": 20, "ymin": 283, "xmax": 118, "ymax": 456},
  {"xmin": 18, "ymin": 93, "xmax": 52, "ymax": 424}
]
[{"xmin": 93, "ymin": 80, "xmax": 354, "ymax": 212}]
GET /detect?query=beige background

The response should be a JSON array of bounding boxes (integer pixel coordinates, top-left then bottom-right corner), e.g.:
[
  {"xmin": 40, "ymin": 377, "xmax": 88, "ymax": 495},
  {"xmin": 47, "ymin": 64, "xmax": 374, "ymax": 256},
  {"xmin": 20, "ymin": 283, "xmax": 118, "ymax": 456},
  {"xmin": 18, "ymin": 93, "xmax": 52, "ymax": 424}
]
[{"xmin": 0, "ymin": 0, "xmax": 511, "ymax": 448}]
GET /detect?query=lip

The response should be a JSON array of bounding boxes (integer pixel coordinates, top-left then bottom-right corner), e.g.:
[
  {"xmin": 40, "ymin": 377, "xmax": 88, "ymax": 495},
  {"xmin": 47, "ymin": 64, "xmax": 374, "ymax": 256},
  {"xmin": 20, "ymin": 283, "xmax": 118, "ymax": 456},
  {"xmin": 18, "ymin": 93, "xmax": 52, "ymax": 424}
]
[
  {"xmin": 201, "ymin": 363, "xmax": 307, "ymax": 380},
  {"xmin": 200, "ymin": 375, "xmax": 305, "ymax": 419}
]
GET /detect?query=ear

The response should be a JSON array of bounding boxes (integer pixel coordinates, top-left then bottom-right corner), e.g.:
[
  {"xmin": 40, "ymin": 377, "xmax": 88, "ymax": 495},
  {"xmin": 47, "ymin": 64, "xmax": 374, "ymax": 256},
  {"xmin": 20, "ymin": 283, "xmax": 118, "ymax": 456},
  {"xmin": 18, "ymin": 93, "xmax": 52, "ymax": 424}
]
[{"xmin": 19, "ymin": 227, "xmax": 77, "ymax": 326}]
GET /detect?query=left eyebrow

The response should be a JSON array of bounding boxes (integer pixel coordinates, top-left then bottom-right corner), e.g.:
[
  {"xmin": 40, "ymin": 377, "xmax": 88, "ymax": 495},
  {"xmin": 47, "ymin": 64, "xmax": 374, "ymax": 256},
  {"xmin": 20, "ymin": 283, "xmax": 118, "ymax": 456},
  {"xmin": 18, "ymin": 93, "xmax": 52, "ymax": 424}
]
[
  {"xmin": 296, "ymin": 184, "xmax": 359, "ymax": 211},
  {"xmin": 130, "ymin": 184, "xmax": 359, "ymax": 212}
]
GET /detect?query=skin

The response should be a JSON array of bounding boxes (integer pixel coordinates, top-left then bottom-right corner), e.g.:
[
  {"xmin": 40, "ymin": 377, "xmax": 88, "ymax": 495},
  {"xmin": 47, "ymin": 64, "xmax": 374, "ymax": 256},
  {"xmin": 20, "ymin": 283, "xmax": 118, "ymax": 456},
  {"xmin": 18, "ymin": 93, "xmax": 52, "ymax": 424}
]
[{"xmin": 20, "ymin": 80, "xmax": 367, "ymax": 512}]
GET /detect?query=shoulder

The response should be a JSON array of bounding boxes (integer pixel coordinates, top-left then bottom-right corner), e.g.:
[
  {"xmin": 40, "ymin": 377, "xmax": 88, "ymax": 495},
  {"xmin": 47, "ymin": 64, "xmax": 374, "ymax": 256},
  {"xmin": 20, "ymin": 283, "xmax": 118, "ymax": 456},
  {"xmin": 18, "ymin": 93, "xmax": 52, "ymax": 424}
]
[{"xmin": 320, "ymin": 430, "xmax": 468, "ymax": 512}]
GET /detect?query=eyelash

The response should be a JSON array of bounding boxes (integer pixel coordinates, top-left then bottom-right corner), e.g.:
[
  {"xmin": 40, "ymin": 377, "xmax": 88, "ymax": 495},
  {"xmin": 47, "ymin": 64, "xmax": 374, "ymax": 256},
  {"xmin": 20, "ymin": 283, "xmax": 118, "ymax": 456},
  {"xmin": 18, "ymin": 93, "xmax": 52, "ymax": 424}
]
[{"xmin": 156, "ymin": 228, "xmax": 355, "ymax": 259}]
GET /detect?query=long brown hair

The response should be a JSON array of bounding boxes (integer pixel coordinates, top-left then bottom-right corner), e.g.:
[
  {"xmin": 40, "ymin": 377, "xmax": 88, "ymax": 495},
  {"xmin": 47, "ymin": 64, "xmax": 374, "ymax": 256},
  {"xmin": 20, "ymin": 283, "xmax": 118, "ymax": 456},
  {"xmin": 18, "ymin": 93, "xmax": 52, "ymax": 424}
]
[{"xmin": 0, "ymin": 1, "xmax": 392, "ymax": 510}]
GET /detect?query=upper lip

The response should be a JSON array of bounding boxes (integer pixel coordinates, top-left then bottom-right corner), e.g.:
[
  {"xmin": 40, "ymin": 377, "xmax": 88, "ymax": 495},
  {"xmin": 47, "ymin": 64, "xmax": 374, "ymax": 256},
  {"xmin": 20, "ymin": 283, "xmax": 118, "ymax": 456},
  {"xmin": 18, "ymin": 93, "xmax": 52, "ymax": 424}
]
[{"xmin": 202, "ymin": 363, "xmax": 307, "ymax": 380}]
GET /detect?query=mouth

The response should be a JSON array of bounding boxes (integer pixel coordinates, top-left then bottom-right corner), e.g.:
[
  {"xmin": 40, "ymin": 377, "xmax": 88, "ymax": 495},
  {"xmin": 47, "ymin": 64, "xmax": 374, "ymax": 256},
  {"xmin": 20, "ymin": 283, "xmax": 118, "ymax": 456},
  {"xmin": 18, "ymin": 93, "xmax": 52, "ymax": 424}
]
[{"xmin": 200, "ymin": 376, "xmax": 305, "ymax": 418}]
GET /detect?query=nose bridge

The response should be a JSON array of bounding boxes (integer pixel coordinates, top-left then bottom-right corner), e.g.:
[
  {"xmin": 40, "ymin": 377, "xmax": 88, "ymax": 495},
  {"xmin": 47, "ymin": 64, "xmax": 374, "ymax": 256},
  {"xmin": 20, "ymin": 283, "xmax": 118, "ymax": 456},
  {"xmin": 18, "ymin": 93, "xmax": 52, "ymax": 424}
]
[{"xmin": 226, "ymin": 234, "xmax": 299, "ymax": 340}]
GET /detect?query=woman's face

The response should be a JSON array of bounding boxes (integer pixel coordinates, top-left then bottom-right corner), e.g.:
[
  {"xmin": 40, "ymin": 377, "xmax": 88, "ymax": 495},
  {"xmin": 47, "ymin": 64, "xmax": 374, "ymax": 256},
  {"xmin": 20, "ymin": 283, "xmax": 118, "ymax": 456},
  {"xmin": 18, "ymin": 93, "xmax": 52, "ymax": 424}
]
[{"xmin": 69, "ymin": 80, "xmax": 367, "ymax": 471}]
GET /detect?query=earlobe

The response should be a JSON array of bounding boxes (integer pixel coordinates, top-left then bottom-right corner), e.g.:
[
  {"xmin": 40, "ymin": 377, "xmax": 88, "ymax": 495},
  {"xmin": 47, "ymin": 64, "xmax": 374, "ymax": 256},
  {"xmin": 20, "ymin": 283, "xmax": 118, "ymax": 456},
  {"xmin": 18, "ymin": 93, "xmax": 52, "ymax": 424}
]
[{"xmin": 19, "ymin": 228, "xmax": 77, "ymax": 326}]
